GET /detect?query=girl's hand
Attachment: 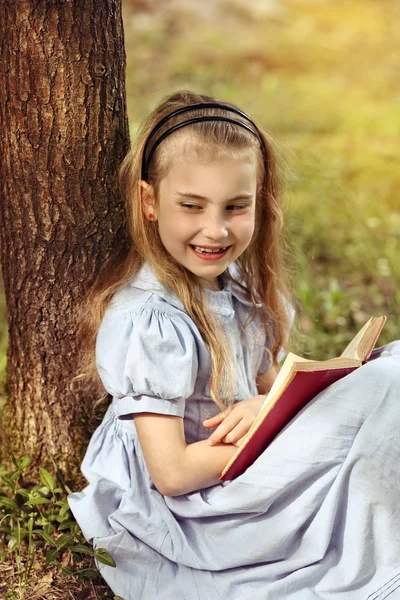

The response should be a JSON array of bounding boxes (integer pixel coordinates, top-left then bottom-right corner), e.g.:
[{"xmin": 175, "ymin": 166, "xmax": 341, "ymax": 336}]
[{"xmin": 204, "ymin": 395, "xmax": 265, "ymax": 448}]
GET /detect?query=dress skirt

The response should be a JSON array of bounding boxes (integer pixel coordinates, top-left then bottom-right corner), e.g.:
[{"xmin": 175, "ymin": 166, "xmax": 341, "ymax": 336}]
[{"xmin": 68, "ymin": 344, "xmax": 400, "ymax": 600}]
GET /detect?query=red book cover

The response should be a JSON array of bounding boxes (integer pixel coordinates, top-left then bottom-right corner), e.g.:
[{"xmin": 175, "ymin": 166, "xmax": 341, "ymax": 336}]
[{"xmin": 220, "ymin": 366, "xmax": 358, "ymax": 481}]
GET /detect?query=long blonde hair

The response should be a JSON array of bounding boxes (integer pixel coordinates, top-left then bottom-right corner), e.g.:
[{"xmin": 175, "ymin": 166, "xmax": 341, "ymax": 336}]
[{"xmin": 73, "ymin": 90, "xmax": 292, "ymax": 411}]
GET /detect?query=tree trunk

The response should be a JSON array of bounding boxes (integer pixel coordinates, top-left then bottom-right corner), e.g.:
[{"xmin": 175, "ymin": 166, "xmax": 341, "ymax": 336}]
[{"xmin": 0, "ymin": 0, "xmax": 130, "ymax": 485}]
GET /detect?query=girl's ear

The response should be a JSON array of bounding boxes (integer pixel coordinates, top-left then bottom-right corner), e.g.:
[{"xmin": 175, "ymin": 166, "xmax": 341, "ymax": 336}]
[{"xmin": 140, "ymin": 180, "xmax": 157, "ymax": 220}]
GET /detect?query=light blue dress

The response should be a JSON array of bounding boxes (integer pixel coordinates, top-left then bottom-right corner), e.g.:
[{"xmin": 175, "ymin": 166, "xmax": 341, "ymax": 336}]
[{"xmin": 68, "ymin": 262, "xmax": 400, "ymax": 600}]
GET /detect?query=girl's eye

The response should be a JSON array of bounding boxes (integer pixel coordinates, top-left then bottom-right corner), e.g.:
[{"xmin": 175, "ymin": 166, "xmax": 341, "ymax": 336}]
[
  {"xmin": 227, "ymin": 205, "xmax": 249, "ymax": 211},
  {"xmin": 181, "ymin": 203, "xmax": 249, "ymax": 211},
  {"xmin": 182, "ymin": 203, "xmax": 201, "ymax": 210}
]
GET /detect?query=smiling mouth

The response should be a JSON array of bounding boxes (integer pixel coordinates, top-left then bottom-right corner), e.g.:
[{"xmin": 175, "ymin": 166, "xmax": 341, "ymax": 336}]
[{"xmin": 190, "ymin": 245, "xmax": 231, "ymax": 254}]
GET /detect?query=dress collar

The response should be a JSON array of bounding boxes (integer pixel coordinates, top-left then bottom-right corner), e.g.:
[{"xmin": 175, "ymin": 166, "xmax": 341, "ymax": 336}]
[{"xmin": 129, "ymin": 261, "xmax": 262, "ymax": 318}]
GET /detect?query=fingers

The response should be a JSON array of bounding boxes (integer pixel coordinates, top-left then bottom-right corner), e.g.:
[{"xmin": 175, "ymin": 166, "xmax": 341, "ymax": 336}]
[
  {"xmin": 231, "ymin": 434, "xmax": 248, "ymax": 448},
  {"xmin": 219, "ymin": 421, "xmax": 249, "ymax": 445},
  {"xmin": 203, "ymin": 406, "xmax": 234, "ymax": 429},
  {"xmin": 208, "ymin": 412, "xmax": 245, "ymax": 446},
  {"xmin": 202, "ymin": 412, "xmax": 226, "ymax": 429},
  {"xmin": 207, "ymin": 399, "xmax": 262, "ymax": 447}
]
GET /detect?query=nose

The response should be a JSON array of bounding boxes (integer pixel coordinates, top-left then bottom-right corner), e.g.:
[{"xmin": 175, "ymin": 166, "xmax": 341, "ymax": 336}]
[{"xmin": 202, "ymin": 211, "xmax": 229, "ymax": 241}]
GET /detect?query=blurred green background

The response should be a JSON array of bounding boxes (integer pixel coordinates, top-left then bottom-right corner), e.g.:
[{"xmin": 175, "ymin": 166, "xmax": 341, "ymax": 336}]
[{"xmin": 0, "ymin": 0, "xmax": 399, "ymax": 396}]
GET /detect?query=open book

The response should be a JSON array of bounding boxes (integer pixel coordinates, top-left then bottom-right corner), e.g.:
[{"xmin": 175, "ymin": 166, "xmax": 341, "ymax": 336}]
[{"xmin": 220, "ymin": 315, "xmax": 386, "ymax": 481}]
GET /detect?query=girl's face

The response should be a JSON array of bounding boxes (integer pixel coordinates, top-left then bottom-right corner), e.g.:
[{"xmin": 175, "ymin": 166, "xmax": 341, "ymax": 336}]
[{"xmin": 141, "ymin": 153, "xmax": 258, "ymax": 290}]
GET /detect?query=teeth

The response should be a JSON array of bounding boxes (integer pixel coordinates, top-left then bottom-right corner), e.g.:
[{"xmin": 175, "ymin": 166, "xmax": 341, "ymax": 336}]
[{"xmin": 193, "ymin": 246, "xmax": 227, "ymax": 253}]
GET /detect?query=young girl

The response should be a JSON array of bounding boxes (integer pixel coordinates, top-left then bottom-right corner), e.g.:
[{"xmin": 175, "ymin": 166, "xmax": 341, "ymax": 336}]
[{"xmin": 68, "ymin": 90, "xmax": 400, "ymax": 600}]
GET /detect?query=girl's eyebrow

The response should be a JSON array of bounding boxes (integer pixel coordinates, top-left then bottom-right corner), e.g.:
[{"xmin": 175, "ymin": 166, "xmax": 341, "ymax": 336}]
[{"xmin": 175, "ymin": 191, "xmax": 254, "ymax": 202}]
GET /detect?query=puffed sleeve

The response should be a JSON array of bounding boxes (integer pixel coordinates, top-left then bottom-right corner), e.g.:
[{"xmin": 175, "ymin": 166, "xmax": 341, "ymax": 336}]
[{"xmin": 95, "ymin": 307, "xmax": 199, "ymax": 420}]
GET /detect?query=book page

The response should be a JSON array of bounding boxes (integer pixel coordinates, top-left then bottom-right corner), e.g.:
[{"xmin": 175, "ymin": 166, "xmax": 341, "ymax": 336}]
[
  {"xmin": 340, "ymin": 316, "xmax": 386, "ymax": 362},
  {"xmin": 264, "ymin": 317, "xmax": 384, "ymax": 410}
]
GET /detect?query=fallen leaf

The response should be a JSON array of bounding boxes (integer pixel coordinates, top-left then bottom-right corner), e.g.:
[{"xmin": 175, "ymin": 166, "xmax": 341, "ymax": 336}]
[
  {"xmin": 61, "ymin": 550, "xmax": 71, "ymax": 568},
  {"xmin": 26, "ymin": 572, "xmax": 54, "ymax": 599}
]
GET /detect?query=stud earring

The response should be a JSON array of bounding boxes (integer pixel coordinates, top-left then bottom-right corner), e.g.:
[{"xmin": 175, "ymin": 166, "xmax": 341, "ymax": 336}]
[{"xmin": 148, "ymin": 213, "xmax": 154, "ymax": 220}]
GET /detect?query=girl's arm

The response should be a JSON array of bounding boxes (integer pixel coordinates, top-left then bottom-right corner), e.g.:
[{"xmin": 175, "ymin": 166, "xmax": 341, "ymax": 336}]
[
  {"xmin": 135, "ymin": 364, "xmax": 280, "ymax": 497},
  {"xmin": 134, "ymin": 412, "xmax": 237, "ymax": 497},
  {"xmin": 256, "ymin": 363, "xmax": 279, "ymax": 395}
]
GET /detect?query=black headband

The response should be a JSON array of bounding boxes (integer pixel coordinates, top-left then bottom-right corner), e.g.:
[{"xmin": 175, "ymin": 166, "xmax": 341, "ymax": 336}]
[{"xmin": 141, "ymin": 102, "xmax": 266, "ymax": 180}]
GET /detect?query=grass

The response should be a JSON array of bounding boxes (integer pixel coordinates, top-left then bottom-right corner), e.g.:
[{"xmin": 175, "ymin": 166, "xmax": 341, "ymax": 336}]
[
  {"xmin": 0, "ymin": 456, "xmax": 121, "ymax": 600},
  {"xmin": 0, "ymin": 0, "xmax": 399, "ymax": 596}
]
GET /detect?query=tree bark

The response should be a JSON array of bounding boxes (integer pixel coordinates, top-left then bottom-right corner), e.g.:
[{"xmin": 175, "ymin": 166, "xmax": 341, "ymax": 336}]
[{"xmin": 0, "ymin": 0, "xmax": 129, "ymax": 485}]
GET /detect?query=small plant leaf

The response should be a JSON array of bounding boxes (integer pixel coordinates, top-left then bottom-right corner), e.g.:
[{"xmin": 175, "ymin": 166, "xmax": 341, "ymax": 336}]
[
  {"xmin": 56, "ymin": 533, "xmax": 74, "ymax": 550},
  {"xmin": 25, "ymin": 496, "xmax": 50, "ymax": 506},
  {"xmin": 95, "ymin": 547, "xmax": 116, "ymax": 567},
  {"xmin": 8, "ymin": 536, "xmax": 18, "ymax": 551},
  {"xmin": 33, "ymin": 530, "xmax": 57, "ymax": 547},
  {"xmin": 77, "ymin": 568, "xmax": 98, "ymax": 579},
  {"xmin": 39, "ymin": 468, "xmax": 56, "ymax": 492},
  {"xmin": 12, "ymin": 455, "xmax": 31, "ymax": 471},
  {"xmin": 114, "ymin": 596, "xmax": 124, "ymax": 600},
  {"xmin": 70, "ymin": 544, "xmax": 94, "ymax": 555},
  {"xmin": 1, "ymin": 475, "xmax": 18, "ymax": 491},
  {"xmin": 45, "ymin": 548, "xmax": 60, "ymax": 563},
  {"xmin": 15, "ymin": 488, "xmax": 30, "ymax": 499},
  {"xmin": 78, "ymin": 568, "xmax": 101, "ymax": 580},
  {"xmin": 56, "ymin": 513, "xmax": 70, "ymax": 524},
  {"xmin": 18, "ymin": 456, "xmax": 31, "ymax": 470},
  {"xmin": 68, "ymin": 522, "xmax": 80, "ymax": 536},
  {"xmin": 56, "ymin": 499, "xmax": 71, "ymax": 517},
  {"xmin": 0, "ymin": 496, "xmax": 18, "ymax": 510},
  {"xmin": 57, "ymin": 519, "xmax": 77, "ymax": 531}
]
